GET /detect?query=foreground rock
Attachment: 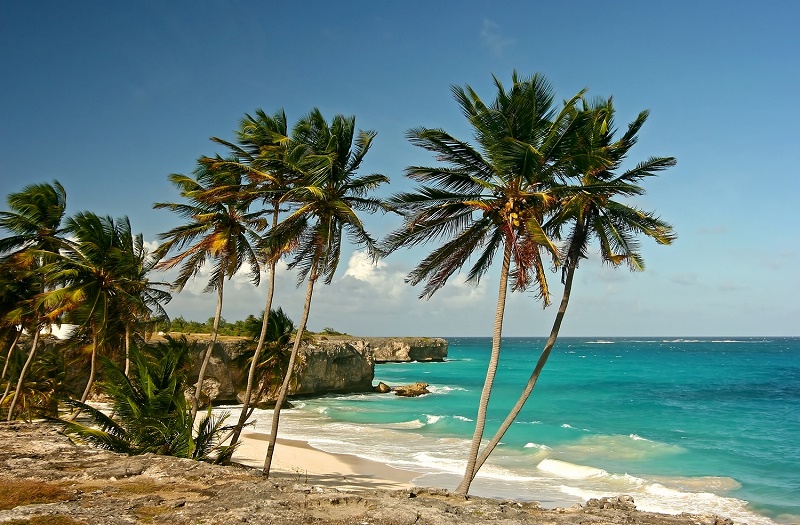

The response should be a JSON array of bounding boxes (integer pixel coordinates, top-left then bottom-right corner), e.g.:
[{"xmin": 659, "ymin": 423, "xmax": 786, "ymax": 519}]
[{"xmin": 0, "ymin": 422, "xmax": 735, "ymax": 525}]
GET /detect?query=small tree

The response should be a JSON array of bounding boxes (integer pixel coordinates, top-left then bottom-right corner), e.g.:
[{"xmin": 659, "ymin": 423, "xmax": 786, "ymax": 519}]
[{"xmin": 62, "ymin": 336, "xmax": 235, "ymax": 461}]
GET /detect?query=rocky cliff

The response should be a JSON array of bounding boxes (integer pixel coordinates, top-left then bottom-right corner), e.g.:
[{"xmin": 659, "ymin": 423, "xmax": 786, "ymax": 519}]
[
  {"xmin": 183, "ymin": 336, "xmax": 446, "ymax": 406},
  {"xmin": 325, "ymin": 336, "xmax": 448, "ymax": 363},
  {"xmin": 184, "ymin": 337, "xmax": 374, "ymax": 407}
]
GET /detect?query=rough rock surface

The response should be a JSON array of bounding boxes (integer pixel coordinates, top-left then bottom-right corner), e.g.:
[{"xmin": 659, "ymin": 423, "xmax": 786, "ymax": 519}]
[
  {"xmin": 393, "ymin": 382, "xmax": 431, "ymax": 397},
  {"xmin": 359, "ymin": 337, "xmax": 448, "ymax": 363},
  {"xmin": 173, "ymin": 337, "xmax": 376, "ymax": 406},
  {"xmin": 293, "ymin": 340, "xmax": 375, "ymax": 395},
  {"xmin": 0, "ymin": 422, "xmax": 736, "ymax": 525}
]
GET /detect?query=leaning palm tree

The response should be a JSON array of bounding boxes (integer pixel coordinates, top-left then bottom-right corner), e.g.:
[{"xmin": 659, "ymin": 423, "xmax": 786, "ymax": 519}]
[
  {"xmin": 261, "ymin": 108, "xmax": 388, "ymax": 476},
  {"xmin": 459, "ymin": 98, "xmax": 677, "ymax": 490},
  {"xmin": 154, "ymin": 158, "xmax": 264, "ymax": 424},
  {"xmin": 0, "ymin": 180, "xmax": 68, "ymax": 420},
  {"xmin": 383, "ymin": 72, "xmax": 584, "ymax": 494},
  {"xmin": 210, "ymin": 109, "xmax": 303, "ymax": 450}
]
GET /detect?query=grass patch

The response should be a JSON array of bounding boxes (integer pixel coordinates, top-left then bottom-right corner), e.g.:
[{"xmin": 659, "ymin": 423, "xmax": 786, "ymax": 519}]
[
  {"xmin": 134, "ymin": 505, "xmax": 172, "ymax": 521},
  {"xmin": 0, "ymin": 480, "xmax": 72, "ymax": 510}
]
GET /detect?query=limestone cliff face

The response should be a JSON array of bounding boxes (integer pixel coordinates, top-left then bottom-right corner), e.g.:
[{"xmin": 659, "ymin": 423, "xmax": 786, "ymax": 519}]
[
  {"xmin": 292, "ymin": 340, "xmax": 374, "ymax": 395},
  {"xmin": 357, "ymin": 337, "xmax": 448, "ymax": 363},
  {"xmin": 186, "ymin": 338, "xmax": 375, "ymax": 406}
]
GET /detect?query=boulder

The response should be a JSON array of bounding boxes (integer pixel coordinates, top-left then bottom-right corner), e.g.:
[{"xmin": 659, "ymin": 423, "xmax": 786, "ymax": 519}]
[
  {"xmin": 393, "ymin": 382, "xmax": 430, "ymax": 397},
  {"xmin": 374, "ymin": 381, "xmax": 392, "ymax": 393}
]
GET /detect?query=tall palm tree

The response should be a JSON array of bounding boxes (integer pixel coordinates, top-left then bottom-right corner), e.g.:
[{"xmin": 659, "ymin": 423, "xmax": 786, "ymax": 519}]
[
  {"xmin": 154, "ymin": 158, "xmax": 264, "ymax": 424},
  {"xmin": 0, "ymin": 180, "xmax": 67, "ymax": 420},
  {"xmin": 459, "ymin": 99, "xmax": 677, "ymax": 490},
  {"xmin": 210, "ymin": 109, "xmax": 302, "ymax": 450},
  {"xmin": 383, "ymin": 72, "xmax": 584, "ymax": 494},
  {"xmin": 261, "ymin": 108, "xmax": 388, "ymax": 476},
  {"xmin": 111, "ymin": 217, "xmax": 171, "ymax": 376}
]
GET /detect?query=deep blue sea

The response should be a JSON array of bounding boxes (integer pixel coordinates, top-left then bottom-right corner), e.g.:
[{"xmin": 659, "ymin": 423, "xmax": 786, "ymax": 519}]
[{"xmin": 246, "ymin": 337, "xmax": 800, "ymax": 524}]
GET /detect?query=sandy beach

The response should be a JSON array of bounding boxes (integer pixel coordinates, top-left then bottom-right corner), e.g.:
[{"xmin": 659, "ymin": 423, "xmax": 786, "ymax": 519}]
[{"xmin": 234, "ymin": 431, "xmax": 417, "ymax": 491}]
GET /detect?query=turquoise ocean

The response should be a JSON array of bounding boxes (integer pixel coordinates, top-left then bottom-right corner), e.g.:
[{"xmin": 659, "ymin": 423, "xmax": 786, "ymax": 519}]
[{"xmin": 243, "ymin": 337, "xmax": 800, "ymax": 524}]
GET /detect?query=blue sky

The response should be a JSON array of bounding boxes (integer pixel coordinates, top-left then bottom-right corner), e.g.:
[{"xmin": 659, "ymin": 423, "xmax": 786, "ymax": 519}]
[{"xmin": 1, "ymin": 1, "xmax": 798, "ymax": 337}]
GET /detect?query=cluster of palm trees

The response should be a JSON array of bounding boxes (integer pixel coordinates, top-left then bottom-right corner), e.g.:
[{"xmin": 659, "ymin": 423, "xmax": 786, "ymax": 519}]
[
  {"xmin": 0, "ymin": 181, "xmax": 170, "ymax": 421},
  {"xmin": 1, "ymin": 71, "xmax": 675, "ymax": 496}
]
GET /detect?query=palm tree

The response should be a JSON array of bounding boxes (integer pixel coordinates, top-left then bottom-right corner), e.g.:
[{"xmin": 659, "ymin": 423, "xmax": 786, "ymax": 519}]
[
  {"xmin": 40, "ymin": 212, "xmax": 140, "ymax": 404},
  {"xmin": 261, "ymin": 108, "xmax": 388, "ymax": 476},
  {"xmin": 62, "ymin": 336, "xmax": 234, "ymax": 461},
  {"xmin": 210, "ymin": 109, "xmax": 302, "ymax": 450},
  {"xmin": 154, "ymin": 158, "xmax": 264, "ymax": 424},
  {"xmin": 459, "ymin": 99, "xmax": 677, "ymax": 490},
  {"xmin": 382, "ymin": 72, "xmax": 584, "ymax": 494},
  {"xmin": 111, "ymin": 217, "xmax": 171, "ymax": 376},
  {"xmin": 0, "ymin": 180, "xmax": 67, "ymax": 420}
]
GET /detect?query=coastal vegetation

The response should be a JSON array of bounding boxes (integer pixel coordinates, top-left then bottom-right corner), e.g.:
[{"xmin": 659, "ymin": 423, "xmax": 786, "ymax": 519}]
[{"xmin": 1, "ymin": 71, "xmax": 674, "ymax": 495}]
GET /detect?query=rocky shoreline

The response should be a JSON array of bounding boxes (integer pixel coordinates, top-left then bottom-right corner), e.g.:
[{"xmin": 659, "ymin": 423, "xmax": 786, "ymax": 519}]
[{"xmin": 0, "ymin": 422, "xmax": 736, "ymax": 525}]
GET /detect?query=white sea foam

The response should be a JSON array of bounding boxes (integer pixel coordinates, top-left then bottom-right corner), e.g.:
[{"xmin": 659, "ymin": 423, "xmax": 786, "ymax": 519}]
[
  {"xmin": 424, "ymin": 414, "xmax": 443, "ymax": 425},
  {"xmin": 453, "ymin": 415, "xmax": 473, "ymax": 422},
  {"xmin": 561, "ymin": 423, "xmax": 574, "ymax": 428},
  {"xmin": 537, "ymin": 459, "xmax": 608, "ymax": 479},
  {"xmin": 524, "ymin": 442, "xmax": 551, "ymax": 450},
  {"xmin": 558, "ymin": 483, "xmax": 776, "ymax": 525},
  {"xmin": 426, "ymin": 385, "xmax": 467, "ymax": 395},
  {"xmin": 587, "ymin": 340, "xmax": 615, "ymax": 344}
]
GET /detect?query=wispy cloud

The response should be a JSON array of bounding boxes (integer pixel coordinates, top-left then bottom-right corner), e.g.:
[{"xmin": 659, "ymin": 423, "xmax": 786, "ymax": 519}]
[{"xmin": 481, "ymin": 19, "xmax": 514, "ymax": 56}]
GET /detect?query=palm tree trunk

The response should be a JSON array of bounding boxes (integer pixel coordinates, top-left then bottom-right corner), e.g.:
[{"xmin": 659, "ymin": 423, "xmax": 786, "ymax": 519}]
[
  {"xmin": 124, "ymin": 325, "xmax": 131, "ymax": 377},
  {"xmin": 6, "ymin": 329, "xmax": 40, "ymax": 421},
  {"xmin": 190, "ymin": 274, "xmax": 225, "ymax": 425},
  {"xmin": 454, "ymin": 242, "xmax": 512, "ymax": 496},
  {"xmin": 230, "ymin": 207, "xmax": 281, "ymax": 451},
  {"xmin": 466, "ymin": 244, "xmax": 581, "ymax": 483},
  {"xmin": 229, "ymin": 258, "xmax": 277, "ymax": 450},
  {"xmin": 1, "ymin": 328, "xmax": 23, "ymax": 410},
  {"xmin": 1, "ymin": 327, "xmax": 22, "ymax": 386},
  {"xmin": 263, "ymin": 269, "xmax": 317, "ymax": 477},
  {"xmin": 79, "ymin": 333, "xmax": 99, "ymax": 404}
]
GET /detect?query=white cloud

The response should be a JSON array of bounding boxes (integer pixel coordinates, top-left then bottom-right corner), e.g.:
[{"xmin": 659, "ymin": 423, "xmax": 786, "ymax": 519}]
[{"xmin": 480, "ymin": 19, "xmax": 514, "ymax": 56}]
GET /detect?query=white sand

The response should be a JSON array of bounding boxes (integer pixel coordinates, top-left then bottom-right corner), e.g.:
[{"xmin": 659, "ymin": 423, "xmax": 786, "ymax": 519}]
[{"xmin": 234, "ymin": 431, "xmax": 417, "ymax": 491}]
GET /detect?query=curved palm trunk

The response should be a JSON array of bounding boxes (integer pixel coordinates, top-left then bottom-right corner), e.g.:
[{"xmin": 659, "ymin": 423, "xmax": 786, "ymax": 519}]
[
  {"xmin": 454, "ymin": 242, "xmax": 512, "ymax": 496},
  {"xmin": 6, "ymin": 329, "xmax": 40, "ymax": 421},
  {"xmin": 229, "ymin": 207, "xmax": 281, "ymax": 451},
  {"xmin": 124, "ymin": 325, "xmax": 131, "ymax": 377},
  {"xmin": 263, "ymin": 270, "xmax": 317, "ymax": 477},
  {"xmin": 190, "ymin": 274, "xmax": 225, "ymax": 425},
  {"xmin": 79, "ymin": 333, "xmax": 99, "ymax": 404},
  {"xmin": 1, "ymin": 327, "xmax": 22, "ymax": 386},
  {"xmin": 466, "ymin": 239, "xmax": 583, "ymax": 483},
  {"xmin": 229, "ymin": 258, "xmax": 277, "ymax": 450}
]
